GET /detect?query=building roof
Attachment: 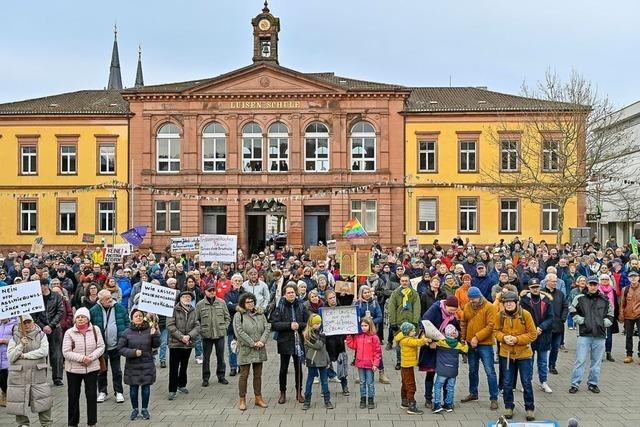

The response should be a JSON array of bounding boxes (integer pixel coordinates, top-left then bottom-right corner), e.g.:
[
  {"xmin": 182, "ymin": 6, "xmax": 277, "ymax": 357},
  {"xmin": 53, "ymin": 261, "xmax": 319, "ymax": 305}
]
[
  {"xmin": 405, "ymin": 87, "xmax": 580, "ymax": 113},
  {"xmin": 0, "ymin": 90, "xmax": 129, "ymax": 116}
]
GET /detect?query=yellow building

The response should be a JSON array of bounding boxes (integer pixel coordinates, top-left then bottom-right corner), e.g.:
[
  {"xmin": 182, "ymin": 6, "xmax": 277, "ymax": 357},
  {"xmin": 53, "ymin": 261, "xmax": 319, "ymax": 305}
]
[
  {"xmin": 0, "ymin": 90, "xmax": 130, "ymax": 250},
  {"xmin": 403, "ymin": 87, "xmax": 584, "ymax": 245}
]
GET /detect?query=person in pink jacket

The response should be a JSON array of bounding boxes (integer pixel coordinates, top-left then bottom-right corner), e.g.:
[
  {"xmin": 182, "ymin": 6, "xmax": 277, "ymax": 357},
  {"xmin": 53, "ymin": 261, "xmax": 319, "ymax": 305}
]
[
  {"xmin": 62, "ymin": 307, "xmax": 105, "ymax": 427},
  {"xmin": 345, "ymin": 317, "xmax": 382, "ymax": 409},
  {"xmin": 0, "ymin": 316, "xmax": 18, "ymax": 407}
]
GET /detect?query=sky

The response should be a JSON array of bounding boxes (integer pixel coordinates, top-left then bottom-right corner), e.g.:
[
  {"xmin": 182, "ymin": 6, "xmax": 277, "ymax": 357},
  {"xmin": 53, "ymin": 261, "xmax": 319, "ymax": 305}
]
[{"xmin": 1, "ymin": 0, "xmax": 638, "ymax": 108}]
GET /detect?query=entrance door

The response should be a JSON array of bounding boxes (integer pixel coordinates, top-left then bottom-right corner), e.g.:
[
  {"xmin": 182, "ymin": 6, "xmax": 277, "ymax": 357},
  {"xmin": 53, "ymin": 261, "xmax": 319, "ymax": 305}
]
[
  {"xmin": 245, "ymin": 200, "xmax": 287, "ymax": 255},
  {"xmin": 247, "ymin": 215, "xmax": 266, "ymax": 255},
  {"xmin": 304, "ymin": 205, "xmax": 330, "ymax": 248},
  {"xmin": 202, "ymin": 207, "xmax": 227, "ymax": 234}
]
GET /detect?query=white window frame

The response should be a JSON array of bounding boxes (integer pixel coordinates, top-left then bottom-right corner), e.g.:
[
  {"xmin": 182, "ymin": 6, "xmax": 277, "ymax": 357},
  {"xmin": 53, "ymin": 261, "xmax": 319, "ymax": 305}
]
[
  {"xmin": 99, "ymin": 144, "xmax": 116, "ymax": 174},
  {"xmin": 155, "ymin": 201, "xmax": 181, "ymax": 233},
  {"xmin": 242, "ymin": 123, "xmax": 263, "ymax": 172},
  {"xmin": 20, "ymin": 201, "xmax": 37, "ymax": 233},
  {"xmin": 304, "ymin": 122, "xmax": 330, "ymax": 172},
  {"xmin": 267, "ymin": 122, "xmax": 289, "ymax": 172},
  {"xmin": 60, "ymin": 145, "xmax": 77, "ymax": 175},
  {"xmin": 350, "ymin": 122, "xmax": 376, "ymax": 172},
  {"xmin": 500, "ymin": 140, "xmax": 519, "ymax": 172},
  {"xmin": 156, "ymin": 124, "xmax": 181, "ymax": 173},
  {"xmin": 542, "ymin": 140, "xmax": 560, "ymax": 172},
  {"xmin": 418, "ymin": 198, "xmax": 437, "ymax": 233},
  {"xmin": 459, "ymin": 198, "xmax": 478, "ymax": 233},
  {"xmin": 500, "ymin": 199, "xmax": 519, "ymax": 233},
  {"xmin": 21, "ymin": 145, "xmax": 37, "ymax": 175},
  {"xmin": 459, "ymin": 140, "xmax": 477, "ymax": 172},
  {"xmin": 418, "ymin": 140, "xmax": 437, "ymax": 172},
  {"xmin": 59, "ymin": 201, "xmax": 77, "ymax": 233},
  {"xmin": 98, "ymin": 200, "xmax": 115, "ymax": 233},
  {"xmin": 351, "ymin": 200, "xmax": 377, "ymax": 233},
  {"xmin": 202, "ymin": 123, "xmax": 226, "ymax": 172},
  {"xmin": 542, "ymin": 202, "xmax": 559, "ymax": 232}
]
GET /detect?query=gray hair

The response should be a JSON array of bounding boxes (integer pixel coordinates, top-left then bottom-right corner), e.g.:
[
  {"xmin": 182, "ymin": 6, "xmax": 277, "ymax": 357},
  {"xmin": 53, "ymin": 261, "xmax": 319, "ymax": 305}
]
[{"xmin": 98, "ymin": 289, "xmax": 112, "ymax": 299}]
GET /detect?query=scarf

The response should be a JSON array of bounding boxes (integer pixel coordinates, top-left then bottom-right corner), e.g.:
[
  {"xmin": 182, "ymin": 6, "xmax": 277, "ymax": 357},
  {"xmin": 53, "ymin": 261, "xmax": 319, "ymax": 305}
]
[
  {"xmin": 598, "ymin": 284, "xmax": 615, "ymax": 307},
  {"xmin": 76, "ymin": 323, "xmax": 90, "ymax": 335},
  {"xmin": 439, "ymin": 300, "xmax": 456, "ymax": 333},
  {"xmin": 444, "ymin": 337, "xmax": 459, "ymax": 348},
  {"xmin": 401, "ymin": 287, "xmax": 412, "ymax": 310}
]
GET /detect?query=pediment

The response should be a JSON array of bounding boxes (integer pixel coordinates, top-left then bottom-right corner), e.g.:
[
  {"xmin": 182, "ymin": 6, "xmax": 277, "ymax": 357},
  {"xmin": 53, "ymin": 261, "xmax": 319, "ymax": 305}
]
[{"xmin": 183, "ymin": 64, "xmax": 345, "ymax": 95}]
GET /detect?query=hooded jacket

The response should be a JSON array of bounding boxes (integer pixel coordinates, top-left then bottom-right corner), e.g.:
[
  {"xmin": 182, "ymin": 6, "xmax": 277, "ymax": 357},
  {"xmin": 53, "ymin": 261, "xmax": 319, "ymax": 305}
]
[
  {"xmin": 166, "ymin": 303, "xmax": 200, "ymax": 349},
  {"xmin": 494, "ymin": 306, "xmax": 537, "ymax": 360},
  {"xmin": 345, "ymin": 333, "xmax": 382, "ymax": 369},
  {"xmin": 570, "ymin": 290, "xmax": 614, "ymax": 339},
  {"xmin": 233, "ymin": 306, "xmax": 271, "ymax": 365},
  {"xmin": 394, "ymin": 331, "xmax": 428, "ymax": 368},
  {"xmin": 117, "ymin": 321, "xmax": 160, "ymax": 386},
  {"xmin": 520, "ymin": 290, "xmax": 554, "ymax": 351},
  {"xmin": 460, "ymin": 297, "xmax": 497, "ymax": 346}
]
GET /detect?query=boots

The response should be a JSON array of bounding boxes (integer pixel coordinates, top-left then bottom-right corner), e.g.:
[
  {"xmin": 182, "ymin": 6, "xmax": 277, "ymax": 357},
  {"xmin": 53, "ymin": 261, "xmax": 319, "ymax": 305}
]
[
  {"xmin": 323, "ymin": 393, "xmax": 334, "ymax": 409},
  {"xmin": 255, "ymin": 395, "xmax": 268, "ymax": 408},
  {"xmin": 359, "ymin": 397, "xmax": 367, "ymax": 409},
  {"xmin": 341, "ymin": 383, "xmax": 350, "ymax": 396},
  {"xmin": 278, "ymin": 391, "xmax": 286, "ymax": 404},
  {"xmin": 302, "ymin": 395, "xmax": 311, "ymax": 410},
  {"xmin": 0, "ymin": 391, "xmax": 5, "ymax": 407},
  {"xmin": 296, "ymin": 389, "xmax": 305, "ymax": 403},
  {"xmin": 378, "ymin": 370, "xmax": 390, "ymax": 384},
  {"xmin": 238, "ymin": 397, "xmax": 247, "ymax": 411},
  {"xmin": 367, "ymin": 397, "xmax": 375, "ymax": 409},
  {"xmin": 606, "ymin": 352, "xmax": 615, "ymax": 362}
]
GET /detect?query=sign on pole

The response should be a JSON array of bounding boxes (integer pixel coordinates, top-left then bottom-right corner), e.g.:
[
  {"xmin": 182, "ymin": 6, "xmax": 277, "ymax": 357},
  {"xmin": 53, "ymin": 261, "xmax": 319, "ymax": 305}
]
[
  {"xmin": 171, "ymin": 236, "xmax": 200, "ymax": 254},
  {"xmin": 309, "ymin": 246, "xmax": 328, "ymax": 261},
  {"xmin": 338, "ymin": 251, "xmax": 355, "ymax": 276},
  {"xmin": 199, "ymin": 234, "xmax": 238, "ymax": 262},
  {"xmin": 320, "ymin": 306, "xmax": 359, "ymax": 336},
  {"xmin": 104, "ymin": 247, "xmax": 126, "ymax": 264},
  {"xmin": 355, "ymin": 251, "xmax": 372, "ymax": 276},
  {"xmin": 113, "ymin": 243, "xmax": 132, "ymax": 255},
  {"xmin": 82, "ymin": 233, "xmax": 95, "ymax": 244},
  {"xmin": 137, "ymin": 281, "xmax": 178, "ymax": 317},
  {"xmin": 326, "ymin": 240, "xmax": 337, "ymax": 256},
  {"xmin": 408, "ymin": 237, "xmax": 419, "ymax": 253},
  {"xmin": 30, "ymin": 237, "xmax": 44, "ymax": 255},
  {"xmin": 0, "ymin": 280, "xmax": 45, "ymax": 320}
]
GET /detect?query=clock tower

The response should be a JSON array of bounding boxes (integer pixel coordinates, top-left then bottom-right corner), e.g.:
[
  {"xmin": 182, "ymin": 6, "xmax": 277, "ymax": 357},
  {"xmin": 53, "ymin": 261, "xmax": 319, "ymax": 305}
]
[{"xmin": 252, "ymin": 1, "xmax": 280, "ymax": 64}]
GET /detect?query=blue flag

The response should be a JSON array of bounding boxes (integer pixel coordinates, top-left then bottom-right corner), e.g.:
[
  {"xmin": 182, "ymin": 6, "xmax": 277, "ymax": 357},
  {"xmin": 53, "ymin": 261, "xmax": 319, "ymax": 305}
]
[{"xmin": 120, "ymin": 225, "xmax": 147, "ymax": 246}]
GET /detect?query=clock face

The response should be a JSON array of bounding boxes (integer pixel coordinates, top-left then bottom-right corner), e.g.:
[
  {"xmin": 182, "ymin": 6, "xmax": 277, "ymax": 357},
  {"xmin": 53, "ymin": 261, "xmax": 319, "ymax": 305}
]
[{"xmin": 258, "ymin": 19, "xmax": 271, "ymax": 31}]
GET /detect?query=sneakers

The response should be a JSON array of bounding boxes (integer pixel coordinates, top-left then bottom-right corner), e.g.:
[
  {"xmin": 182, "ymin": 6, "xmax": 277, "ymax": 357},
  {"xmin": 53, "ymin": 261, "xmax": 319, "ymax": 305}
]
[
  {"xmin": 504, "ymin": 408, "xmax": 514, "ymax": 419},
  {"xmin": 115, "ymin": 392, "xmax": 125, "ymax": 403},
  {"xmin": 329, "ymin": 377, "xmax": 341, "ymax": 383},
  {"xmin": 395, "ymin": 362, "xmax": 401, "ymax": 371},
  {"xmin": 443, "ymin": 404, "xmax": 454, "ymax": 413},
  {"xmin": 540, "ymin": 382, "xmax": 553, "ymax": 393},
  {"xmin": 177, "ymin": 387, "xmax": 189, "ymax": 394},
  {"xmin": 168, "ymin": 392, "xmax": 177, "ymax": 400},
  {"xmin": 624, "ymin": 356, "xmax": 634, "ymax": 363},
  {"xmin": 406, "ymin": 404, "xmax": 424, "ymax": 415},
  {"xmin": 130, "ymin": 409, "xmax": 139, "ymax": 420},
  {"xmin": 360, "ymin": 397, "xmax": 367, "ymax": 409},
  {"xmin": 569, "ymin": 386, "xmax": 579, "ymax": 394},
  {"xmin": 160, "ymin": 361, "xmax": 167, "ymax": 368},
  {"xmin": 526, "ymin": 410, "xmax": 535, "ymax": 421},
  {"xmin": 549, "ymin": 367, "xmax": 559, "ymax": 375},
  {"xmin": 490, "ymin": 400, "xmax": 499, "ymax": 410},
  {"xmin": 588, "ymin": 384, "xmax": 601, "ymax": 393},
  {"xmin": 341, "ymin": 385, "xmax": 350, "ymax": 396},
  {"xmin": 432, "ymin": 405, "xmax": 444, "ymax": 414},
  {"xmin": 96, "ymin": 392, "xmax": 107, "ymax": 403},
  {"xmin": 230, "ymin": 368, "xmax": 237, "ymax": 376},
  {"xmin": 606, "ymin": 352, "xmax": 615, "ymax": 362},
  {"xmin": 400, "ymin": 399, "xmax": 410, "ymax": 409},
  {"xmin": 196, "ymin": 356, "xmax": 203, "ymax": 364},
  {"xmin": 218, "ymin": 378, "xmax": 229, "ymax": 385},
  {"xmin": 313, "ymin": 377, "xmax": 320, "ymax": 384},
  {"xmin": 560, "ymin": 345, "xmax": 568, "ymax": 353},
  {"xmin": 141, "ymin": 409, "xmax": 150, "ymax": 420},
  {"xmin": 424, "ymin": 399, "xmax": 432, "ymax": 409},
  {"xmin": 202, "ymin": 380, "xmax": 210, "ymax": 387}
]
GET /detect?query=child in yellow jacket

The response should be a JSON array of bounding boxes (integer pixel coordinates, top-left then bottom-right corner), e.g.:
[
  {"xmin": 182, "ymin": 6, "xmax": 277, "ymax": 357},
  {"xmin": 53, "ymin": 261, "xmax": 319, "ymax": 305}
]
[{"xmin": 394, "ymin": 322, "xmax": 429, "ymax": 415}]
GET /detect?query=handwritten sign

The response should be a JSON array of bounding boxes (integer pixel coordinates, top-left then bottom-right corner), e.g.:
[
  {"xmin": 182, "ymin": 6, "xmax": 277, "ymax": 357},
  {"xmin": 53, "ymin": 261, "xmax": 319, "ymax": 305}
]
[
  {"xmin": 199, "ymin": 234, "xmax": 237, "ymax": 262},
  {"xmin": 356, "ymin": 251, "xmax": 372, "ymax": 276},
  {"xmin": 82, "ymin": 233, "xmax": 95, "ymax": 244},
  {"xmin": 338, "ymin": 251, "xmax": 355, "ymax": 276},
  {"xmin": 0, "ymin": 280, "xmax": 45, "ymax": 320},
  {"xmin": 326, "ymin": 240, "xmax": 337, "ymax": 256},
  {"xmin": 335, "ymin": 240, "xmax": 352, "ymax": 253},
  {"xmin": 408, "ymin": 237, "xmax": 419, "ymax": 253},
  {"xmin": 171, "ymin": 236, "xmax": 200, "ymax": 253},
  {"xmin": 137, "ymin": 281, "xmax": 178, "ymax": 317},
  {"xmin": 30, "ymin": 237, "xmax": 44, "ymax": 255},
  {"xmin": 104, "ymin": 247, "xmax": 125, "ymax": 264},
  {"xmin": 320, "ymin": 306, "xmax": 359, "ymax": 336},
  {"xmin": 334, "ymin": 280, "xmax": 356, "ymax": 296},
  {"xmin": 309, "ymin": 246, "xmax": 328, "ymax": 261}
]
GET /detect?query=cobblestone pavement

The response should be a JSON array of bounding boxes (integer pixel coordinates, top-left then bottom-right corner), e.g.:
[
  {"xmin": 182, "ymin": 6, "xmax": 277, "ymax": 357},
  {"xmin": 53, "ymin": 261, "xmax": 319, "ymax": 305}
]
[{"xmin": 2, "ymin": 328, "xmax": 639, "ymax": 427}]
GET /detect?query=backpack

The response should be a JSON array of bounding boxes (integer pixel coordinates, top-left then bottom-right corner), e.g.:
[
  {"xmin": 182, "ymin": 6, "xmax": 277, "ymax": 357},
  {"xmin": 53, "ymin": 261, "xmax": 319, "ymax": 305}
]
[{"xmin": 498, "ymin": 307, "xmax": 526, "ymax": 331}]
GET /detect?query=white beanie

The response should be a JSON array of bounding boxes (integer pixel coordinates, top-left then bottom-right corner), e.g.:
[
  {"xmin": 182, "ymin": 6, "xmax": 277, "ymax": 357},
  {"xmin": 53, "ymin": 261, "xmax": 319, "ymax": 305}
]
[{"xmin": 74, "ymin": 307, "xmax": 91, "ymax": 322}]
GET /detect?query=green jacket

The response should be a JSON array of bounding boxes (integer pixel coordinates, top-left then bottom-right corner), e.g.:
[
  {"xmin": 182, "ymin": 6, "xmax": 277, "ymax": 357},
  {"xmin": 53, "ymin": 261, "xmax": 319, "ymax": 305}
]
[
  {"xmin": 90, "ymin": 302, "xmax": 130, "ymax": 341},
  {"xmin": 388, "ymin": 285, "xmax": 421, "ymax": 328},
  {"xmin": 195, "ymin": 297, "xmax": 230, "ymax": 340},
  {"xmin": 233, "ymin": 307, "xmax": 271, "ymax": 365}
]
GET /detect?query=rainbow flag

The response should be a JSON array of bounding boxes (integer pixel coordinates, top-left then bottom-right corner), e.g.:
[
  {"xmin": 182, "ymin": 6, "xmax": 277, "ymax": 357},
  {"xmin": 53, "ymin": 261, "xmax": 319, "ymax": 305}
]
[{"xmin": 342, "ymin": 217, "xmax": 368, "ymax": 239}]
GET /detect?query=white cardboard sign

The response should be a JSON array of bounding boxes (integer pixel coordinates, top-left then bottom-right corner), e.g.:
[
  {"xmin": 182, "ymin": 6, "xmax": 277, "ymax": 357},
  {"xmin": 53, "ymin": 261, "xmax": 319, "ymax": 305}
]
[
  {"xmin": 320, "ymin": 305, "xmax": 359, "ymax": 336},
  {"xmin": 0, "ymin": 280, "xmax": 45, "ymax": 320},
  {"xmin": 171, "ymin": 236, "xmax": 200, "ymax": 253},
  {"xmin": 137, "ymin": 281, "xmax": 177, "ymax": 317},
  {"xmin": 199, "ymin": 234, "xmax": 237, "ymax": 262},
  {"xmin": 104, "ymin": 247, "xmax": 126, "ymax": 264}
]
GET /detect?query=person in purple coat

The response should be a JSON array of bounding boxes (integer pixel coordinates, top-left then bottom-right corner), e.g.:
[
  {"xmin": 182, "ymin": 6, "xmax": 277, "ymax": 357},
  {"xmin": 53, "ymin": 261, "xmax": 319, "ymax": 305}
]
[{"xmin": 0, "ymin": 317, "xmax": 18, "ymax": 406}]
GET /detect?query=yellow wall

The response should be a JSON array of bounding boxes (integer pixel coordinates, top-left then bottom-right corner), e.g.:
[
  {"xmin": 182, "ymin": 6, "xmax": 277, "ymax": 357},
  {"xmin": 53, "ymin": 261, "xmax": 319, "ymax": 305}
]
[
  {"xmin": 0, "ymin": 120, "xmax": 129, "ymax": 248},
  {"xmin": 404, "ymin": 116, "xmax": 579, "ymax": 244}
]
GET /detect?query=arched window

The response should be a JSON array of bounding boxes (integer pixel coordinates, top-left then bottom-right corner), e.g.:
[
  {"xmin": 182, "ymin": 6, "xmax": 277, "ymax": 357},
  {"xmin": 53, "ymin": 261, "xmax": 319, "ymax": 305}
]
[
  {"xmin": 242, "ymin": 122, "xmax": 263, "ymax": 172},
  {"xmin": 268, "ymin": 122, "xmax": 289, "ymax": 172},
  {"xmin": 304, "ymin": 122, "xmax": 329, "ymax": 172},
  {"xmin": 350, "ymin": 121, "xmax": 376, "ymax": 171},
  {"xmin": 202, "ymin": 122, "xmax": 226, "ymax": 172},
  {"xmin": 156, "ymin": 123, "xmax": 180, "ymax": 172}
]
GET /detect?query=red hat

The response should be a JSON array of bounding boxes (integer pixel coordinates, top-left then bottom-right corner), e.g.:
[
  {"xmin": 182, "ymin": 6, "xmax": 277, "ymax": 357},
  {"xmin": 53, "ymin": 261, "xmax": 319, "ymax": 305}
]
[{"xmin": 444, "ymin": 296, "xmax": 459, "ymax": 308}]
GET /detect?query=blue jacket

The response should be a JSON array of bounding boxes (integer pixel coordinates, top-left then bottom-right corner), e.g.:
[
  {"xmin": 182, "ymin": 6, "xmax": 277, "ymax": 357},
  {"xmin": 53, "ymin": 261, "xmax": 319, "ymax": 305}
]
[
  {"xmin": 116, "ymin": 277, "xmax": 132, "ymax": 309},
  {"xmin": 354, "ymin": 298, "xmax": 382, "ymax": 328},
  {"xmin": 418, "ymin": 301, "xmax": 460, "ymax": 370},
  {"xmin": 472, "ymin": 274, "xmax": 494, "ymax": 301},
  {"xmin": 435, "ymin": 339, "xmax": 468, "ymax": 378},
  {"xmin": 224, "ymin": 288, "xmax": 242, "ymax": 335}
]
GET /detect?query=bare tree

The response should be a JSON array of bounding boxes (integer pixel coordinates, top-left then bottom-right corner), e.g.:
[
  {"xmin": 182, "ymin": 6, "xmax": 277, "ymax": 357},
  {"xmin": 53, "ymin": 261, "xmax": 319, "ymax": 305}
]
[{"xmin": 482, "ymin": 70, "xmax": 637, "ymax": 245}]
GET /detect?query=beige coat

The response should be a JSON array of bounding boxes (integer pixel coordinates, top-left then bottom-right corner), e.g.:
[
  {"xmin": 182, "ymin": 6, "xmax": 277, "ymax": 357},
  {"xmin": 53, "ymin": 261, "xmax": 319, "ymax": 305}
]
[
  {"xmin": 62, "ymin": 324, "xmax": 105, "ymax": 374},
  {"xmin": 6, "ymin": 324, "xmax": 53, "ymax": 416}
]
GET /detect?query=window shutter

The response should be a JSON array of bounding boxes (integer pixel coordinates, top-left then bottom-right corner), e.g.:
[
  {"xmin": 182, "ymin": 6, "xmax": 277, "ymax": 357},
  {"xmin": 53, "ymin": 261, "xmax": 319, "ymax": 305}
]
[
  {"xmin": 59, "ymin": 202, "xmax": 75, "ymax": 214},
  {"xmin": 419, "ymin": 200, "xmax": 436, "ymax": 222}
]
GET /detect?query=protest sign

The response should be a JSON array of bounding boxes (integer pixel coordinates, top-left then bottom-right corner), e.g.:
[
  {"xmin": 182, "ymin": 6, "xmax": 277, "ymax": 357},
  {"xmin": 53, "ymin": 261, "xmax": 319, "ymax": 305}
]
[
  {"xmin": 335, "ymin": 240, "xmax": 352, "ymax": 253},
  {"xmin": 320, "ymin": 306, "xmax": 359, "ymax": 336},
  {"xmin": 171, "ymin": 236, "xmax": 200, "ymax": 253},
  {"xmin": 309, "ymin": 246, "xmax": 328, "ymax": 261},
  {"xmin": 408, "ymin": 237, "xmax": 419, "ymax": 253},
  {"xmin": 30, "ymin": 237, "xmax": 44, "ymax": 255},
  {"xmin": 338, "ymin": 251, "xmax": 355, "ymax": 276},
  {"xmin": 421, "ymin": 319, "xmax": 445, "ymax": 340},
  {"xmin": 113, "ymin": 243, "xmax": 132, "ymax": 255},
  {"xmin": 0, "ymin": 280, "xmax": 45, "ymax": 320},
  {"xmin": 355, "ymin": 251, "xmax": 371, "ymax": 276},
  {"xmin": 137, "ymin": 281, "xmax": 178, "ymax": 317},
  {"xmin": 82, "ymin": 233, "xmax": 95, "ymax": 244},
  {"xmin": 326, "ymin": 240, "xmax": 337, "ymax": 256},
  {"xmin": 199, "ymin": 234, "xmax": 237, "ymax": 262},
  {"xmin": 410, "ymin": 277, "xmax": 421, "ymax": 290},
  {"xmin": 334, "ymin": 280, "xmax": 355, "ymax": 295},
  {"xmin": 104, "ymin": 246, "xmax": 126, "ymax": 264}
]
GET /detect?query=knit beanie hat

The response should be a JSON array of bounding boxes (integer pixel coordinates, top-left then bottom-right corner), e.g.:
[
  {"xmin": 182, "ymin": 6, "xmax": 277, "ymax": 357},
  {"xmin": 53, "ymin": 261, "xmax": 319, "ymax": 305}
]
[
  {"xmin": 74, "ymin": 307, "xmax": 91, "ymax": 321},
  {"xmin": 444, "ymin": 296, "xmax": 459, "ymax": 308},
  {"xmin": 467, "ymin": 286, "xmax": 482, "ymax": 299},
  {"xmin": 400, "ymin": 322, "xmax": 415, "ymax": 336},
  {"xmin": 444, "ymin": 324, "xmax": 458, "ymax": 338},
  {"xmin": 308, "ymin": 314, "xmax": 322, "ymax": 327}
]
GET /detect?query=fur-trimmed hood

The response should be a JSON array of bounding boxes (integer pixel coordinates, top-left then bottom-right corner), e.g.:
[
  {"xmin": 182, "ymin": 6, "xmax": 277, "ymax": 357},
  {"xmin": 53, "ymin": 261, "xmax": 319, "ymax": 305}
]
[
  {"xmin": 236, "ymin": 306, "xmax": 264, "ymax": 315},
  {"xmin": 520, "ymin": 289, "xmax": 553, "ymax": 301}
]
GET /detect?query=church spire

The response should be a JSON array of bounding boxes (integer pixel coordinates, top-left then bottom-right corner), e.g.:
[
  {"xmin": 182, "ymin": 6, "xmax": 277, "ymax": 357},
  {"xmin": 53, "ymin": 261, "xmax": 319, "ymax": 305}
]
[
  {"xmin": 135, "ymin": 44, "xmax": 144, "ymax": 88},
  {"xmin": 107, "ymin": 24, "xmax": 123, "ymax": 90}
]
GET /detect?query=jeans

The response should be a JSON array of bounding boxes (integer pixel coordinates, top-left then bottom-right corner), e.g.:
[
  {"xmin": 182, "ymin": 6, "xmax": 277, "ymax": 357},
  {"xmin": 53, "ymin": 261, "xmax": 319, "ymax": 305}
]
[
  {"xmin": 533, "ymin": 349, "xmax": 549, "ymax": 383},
  {"xmin": 548, "ymin": 332, "xmax": 563, "ymax": 368},
  {"xmin": 304, "ymin": 367, "xmax": 329, "ymax": 398},
  {"xmin": 159, "ymin": 328, "xmax": 168, "ymax": 362},
  {"xmin": 67, "ymin": 370, "xmax": 98, "ymax": 427},
  {"xmin": 433, "ymin": 375, "xmax": 456, "ymax": 407},
  {"xmin": 467, "ymin": 345, "xmax": 499, "ymax": 400},
  {"xmin": 202, "ymin": 337, "xmax": 226, "ymax": 381},
  {"xmin": 98, "ymin": 347, "xmax": 123, "ymax": 394},
  {"xmin": 624, "ymin": 318, "xmax": 640, "ymax": 356},
  {"xmin": 169, "ymin": 348, "xmax": 192, "ymax": 392},
  {"xmin": 194, "ymin": 335, "xmax": 203, "ymax": 358},
  {"xmin": 571, "ymin": 336, "xmax": 606, "ymax": 387},
  {"xmin": 567, "ymin": 315, "xmax": 575, "ymax": 329},
  {"xmin": 358, "ymin": 368, "xmax": 375, "ymax": 398},
  {"xmin": 129, "ymin": 384, "xmax": 150, "ymax": 410},
  {"xmin": 605, "ymin": 327, "xmax": 613, "ymax": 352},
  {"xmin": 227, "ymin": 332, "xmax": 238, "ymax": 369},
  {"xmin": 500, "ymin": 356, "xmax": 534, "ymax": 411}
]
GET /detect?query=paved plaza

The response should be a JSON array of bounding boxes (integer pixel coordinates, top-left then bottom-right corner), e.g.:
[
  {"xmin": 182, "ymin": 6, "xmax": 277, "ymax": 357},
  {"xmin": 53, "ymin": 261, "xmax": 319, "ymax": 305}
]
[{"xmin": 2, "ymin": 329, "xmax": 639, "ymax": 427}]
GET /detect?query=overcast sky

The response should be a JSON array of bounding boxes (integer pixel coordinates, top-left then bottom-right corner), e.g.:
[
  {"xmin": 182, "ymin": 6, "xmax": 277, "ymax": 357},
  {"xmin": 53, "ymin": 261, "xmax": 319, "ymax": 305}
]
[{"xmin": 1, "ymin": 0, "xmax": 638, "ymax": 108}]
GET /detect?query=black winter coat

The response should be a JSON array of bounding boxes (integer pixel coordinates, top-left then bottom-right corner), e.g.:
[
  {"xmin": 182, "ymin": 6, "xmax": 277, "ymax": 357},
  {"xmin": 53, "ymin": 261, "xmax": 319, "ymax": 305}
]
[
  {"xmin": 117, "ymin": 322, "xmax": 160, "ymax": 386},
  {"xmin": 420, "ymin": 288, "xmax": 447, "ymax": 317},
  {"xmin": 520, "ymin": 292, "xmax": 554, "ymax": 351},
  {"xmin": 270, "ymin": 298, "xmax": 308, "ymax": 355},
  {"xmin": 545, "ymin": 288, "xmax": 569, "ymax": 334}
]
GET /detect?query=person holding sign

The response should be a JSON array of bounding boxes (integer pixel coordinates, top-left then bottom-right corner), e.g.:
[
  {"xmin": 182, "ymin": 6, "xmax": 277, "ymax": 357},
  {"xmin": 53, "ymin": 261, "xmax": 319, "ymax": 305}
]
[
  {"xmin": 345, "ymin": 317, "xmax": 382, "ymax": 409},
  {"xmin": 6, "ymin": 315, "xmax": 53, "ymax": 427},
  {"xmin": 166, "ymin": 291, "xmax": 200, "ymax": 401}
]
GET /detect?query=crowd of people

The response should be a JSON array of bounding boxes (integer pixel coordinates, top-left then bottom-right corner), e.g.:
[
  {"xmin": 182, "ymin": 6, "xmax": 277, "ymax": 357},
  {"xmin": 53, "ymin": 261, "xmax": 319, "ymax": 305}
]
[{"xmin": 0, "ymin": 234, "xmax": 637, "ymax": 425}]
